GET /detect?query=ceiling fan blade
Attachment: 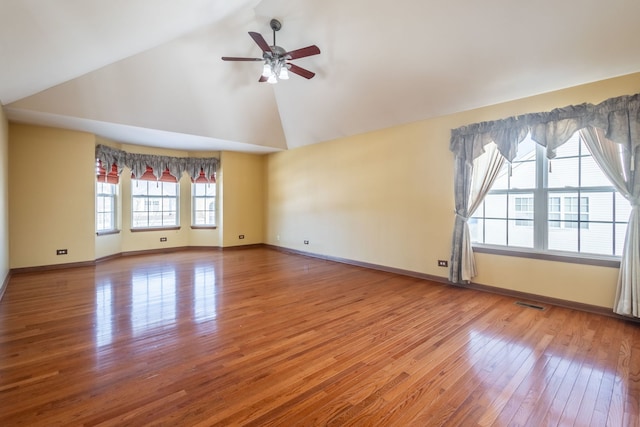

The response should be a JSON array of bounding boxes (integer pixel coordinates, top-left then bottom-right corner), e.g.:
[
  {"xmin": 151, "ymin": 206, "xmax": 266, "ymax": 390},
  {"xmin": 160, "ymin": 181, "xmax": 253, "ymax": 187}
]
[
  {"xmin": 287, "ymin": 63, "xmax": 316, "ymax": 79},
  {"xmin": 259, "ymin": 75, "xmax": 268, "ymax": 83},
  {"xmin": 249, "ymin": 31, "xmax": 272, "ymax": 54},
  {"xmin": 221, "ymin": 57, "xmax": 263, "ymax": 61},
  {"xmin": 285, "ymin": 45, "xmax": 321, "ymax": 60}
]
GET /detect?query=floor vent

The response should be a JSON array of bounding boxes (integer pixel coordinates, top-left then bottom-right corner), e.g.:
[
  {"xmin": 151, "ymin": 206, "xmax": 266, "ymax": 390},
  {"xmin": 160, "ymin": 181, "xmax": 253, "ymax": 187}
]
[{"xmin": 514, "ymin": 301, "xmax": 546, "ymax": 311}]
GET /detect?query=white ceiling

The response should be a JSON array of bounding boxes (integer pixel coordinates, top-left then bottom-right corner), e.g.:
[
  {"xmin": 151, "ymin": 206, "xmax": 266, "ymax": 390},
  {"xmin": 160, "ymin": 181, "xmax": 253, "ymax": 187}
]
[{"xmin": 2, "ymin": 0, "xmax": 640, "ymax": 153}]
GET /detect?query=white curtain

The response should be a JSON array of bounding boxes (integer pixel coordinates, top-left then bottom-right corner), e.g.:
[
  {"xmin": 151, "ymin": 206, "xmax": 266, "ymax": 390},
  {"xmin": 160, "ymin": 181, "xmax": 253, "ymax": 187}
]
[
  {"xmin": 580, "ymin": 127, "xmax": 640, "ymax": 317},
  {"xmin": 449, "ymin": 142, "xmax": 505, "ymax": 282}
]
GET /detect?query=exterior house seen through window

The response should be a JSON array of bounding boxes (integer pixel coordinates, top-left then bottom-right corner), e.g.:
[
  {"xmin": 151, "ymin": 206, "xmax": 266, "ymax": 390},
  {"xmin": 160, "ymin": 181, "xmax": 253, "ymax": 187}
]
[
  {"xmin": 470, "ymin": 132, "xmax": 630, "ymax": 257},
  {"xmin": 192, "ymin": 182, "xmax": 216, "ymax": 226},
  {"xmin": 131, "ymin": 179, "xmax": 179, "ymax": 229},
  {"xmin": 96, "ymin": 182, "xmax": 117, "ymax": 232}
]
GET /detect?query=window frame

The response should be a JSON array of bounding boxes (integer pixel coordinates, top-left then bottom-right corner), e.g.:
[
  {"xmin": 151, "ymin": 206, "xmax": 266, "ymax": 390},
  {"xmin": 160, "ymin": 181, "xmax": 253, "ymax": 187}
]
[
  {"xmin": 130, "ymin": 179, "xmax": 180, "ymax": 230},
  {"xmin": 191, "ymin": 181, "xmax": 217, "ymax": 228},
  {"xmin": 471, "ymin": 134, "xmax": 627, "ymax": 266},
  {"xmin": 96, "ymin": 181, "xmax": 118, "ymax": 234}
]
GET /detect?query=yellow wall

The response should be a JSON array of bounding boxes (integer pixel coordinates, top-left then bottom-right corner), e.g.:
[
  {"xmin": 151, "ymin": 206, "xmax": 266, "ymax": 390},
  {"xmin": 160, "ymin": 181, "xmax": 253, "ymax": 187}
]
[
  {"xmin": 265, "ymin": 72, "xmax": 640, "ymax": 309},
  {"xmin": 7, "ymin": 127, "xmax": 260, "ymax": 267},
  {"xmin": 9, "ymin": 124, "xmax": 96, "ymax": 268},
  {"xmin": 220, "ymin": 151, "xmax": 265, "ymax": 247},
  {"xmin": 0, "ymin": 105, "xmax": 9, "ymax": 289}
]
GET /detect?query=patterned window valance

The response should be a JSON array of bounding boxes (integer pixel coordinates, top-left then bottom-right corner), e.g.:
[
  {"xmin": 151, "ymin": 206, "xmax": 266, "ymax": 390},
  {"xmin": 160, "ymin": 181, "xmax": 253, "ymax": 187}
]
[
  {"xmin": 95, "ymin": 144, "xmax": 220, "ymax": 182},
  {"xmin": 450, "ymin": 92, "xmax": 640, "ymax": 164}
]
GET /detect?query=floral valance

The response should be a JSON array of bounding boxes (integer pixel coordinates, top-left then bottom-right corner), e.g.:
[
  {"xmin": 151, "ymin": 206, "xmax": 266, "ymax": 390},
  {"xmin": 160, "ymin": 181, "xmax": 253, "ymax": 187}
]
[
  {"xmin": 450, "ymin": 92, "xmax": 640, "ymax": 164},
  {"xmin": 95, "ymin": 144, "xmax": 220, "ymax": 182}
]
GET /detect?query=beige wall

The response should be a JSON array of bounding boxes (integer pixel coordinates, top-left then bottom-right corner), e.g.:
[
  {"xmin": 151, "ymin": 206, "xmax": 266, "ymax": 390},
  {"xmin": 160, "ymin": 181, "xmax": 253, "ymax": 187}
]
[
  {"xmin": 9, "ymin": 124, "xmax": 96, "ymax": 268},
  {"xmin": 265, "ymin": 72, "xmax": 640, "ymax": 309},
  {"xmin": 0, "ymin": 105, "xmax": 9, "ymax": 289},
  {"xmin": 220, "ymin": 151, "xmax": 265, "ymax": 247}
]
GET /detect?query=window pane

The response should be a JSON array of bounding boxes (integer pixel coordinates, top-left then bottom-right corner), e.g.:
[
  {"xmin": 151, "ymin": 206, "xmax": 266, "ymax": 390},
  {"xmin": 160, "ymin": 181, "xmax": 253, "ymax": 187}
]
[
  {"xmin": 148, "ymin": 198, "xmax": 162, "ymax": 212},
  {"xmin": 162, "ymin": 212, "xmax": 177, "ymax": 226},
  {"xmin": 149, "ymin": 212, "xmax": 163, "ymax": 226},
  {"xmin": 549, "ymin": 223, "xmax": 578, "ymax": 252},
  {"xmin": 580, "ymin": 222, "xmax": 613, "ymax": 255},
  {"xmin": 469, "ymin": 217, "xmax": 484, "ymax": 243},
  {"xmin": 511, "ymin": 195, "xmax": 533, "ymax": 219},
  {"xmin": 132, "ymin": 181, "xmax": 148, "ymax": 195},
  {"xmin": 194, "ymin": 198, "xmax": 207, "ymax": 210},
  {"xmin": 148, "ymin": 183, "xmax": 162, "ymax": 196},
  {"xmin": 508, "ymin": 219, "xmax": 534, "ymax": 247},
  {"xmin": 491, "ymin": 164, "xmax": 509, "ymax": 190},
  {"xmin": 484, "ymin": 219, "xmax": 506, "ymax": 245},
  {"xmin": 511, "ymin": 194, "xmax": 534, "ymax": 227},
  {"xmin": 586, "ymin": 192, "xmax": 613, "ymax": 222},
  {"xmin": 133, "ymin": 212, "xmax": 148, "ymax": 228},
  {"xmin": 163, "ymin": 182, "xmax": 178, "ymax": 196},
  {"xmin": 510, "ymin": 161, "xmax": 536, "ymax": 189},
  {"xmin": 484, "ymin": 194, "xmax": 507, "ymax": 218},
  {"xmin": 548, "ymin": 158, "xmax": 579, "ymax": 188},
  {"xmin": 97, "ymin": 213, "xmax": 106, "ymax": 229},
  {"xmin": 581, "ymin": 156, "xmax": 612, "ymax": 187},
  {"xmin": 514, "ymin": 136, "xmax": 537, "ymax": 161}
]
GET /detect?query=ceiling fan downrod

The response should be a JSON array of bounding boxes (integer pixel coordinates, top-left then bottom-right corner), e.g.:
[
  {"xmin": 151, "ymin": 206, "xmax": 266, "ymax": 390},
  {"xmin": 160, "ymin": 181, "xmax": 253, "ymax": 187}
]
[{"xmin": 270, "ymin": 19, "xmax": 281, "ymax": 47}]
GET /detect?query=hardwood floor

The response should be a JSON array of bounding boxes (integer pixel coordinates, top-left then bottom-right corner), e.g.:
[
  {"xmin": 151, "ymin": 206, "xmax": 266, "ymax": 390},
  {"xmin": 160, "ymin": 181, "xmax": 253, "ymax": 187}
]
[{"xmin": 0, "ymin": 248, "xmax": 638, "ymax": 426}]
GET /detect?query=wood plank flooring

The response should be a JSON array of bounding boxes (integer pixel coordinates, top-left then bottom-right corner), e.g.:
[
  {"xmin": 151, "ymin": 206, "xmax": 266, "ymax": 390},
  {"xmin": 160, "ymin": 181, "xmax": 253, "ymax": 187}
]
[{"xmin": 0, "ymin": 247, "xmax": 639, "ymax": 426}]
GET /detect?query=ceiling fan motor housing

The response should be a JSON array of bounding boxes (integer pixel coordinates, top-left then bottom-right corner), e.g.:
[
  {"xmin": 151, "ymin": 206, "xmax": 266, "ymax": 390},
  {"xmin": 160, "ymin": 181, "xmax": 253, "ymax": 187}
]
[{"xmin": 270, "ymin": 19, "xmax": 282, "ymax": 32}]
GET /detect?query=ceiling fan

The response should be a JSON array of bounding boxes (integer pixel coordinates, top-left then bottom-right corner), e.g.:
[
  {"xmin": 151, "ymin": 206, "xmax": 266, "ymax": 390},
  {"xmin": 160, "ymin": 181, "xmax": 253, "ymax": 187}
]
[{"xmin": 222, "ymin": 19, "xmax": 321, "ymax": 84}]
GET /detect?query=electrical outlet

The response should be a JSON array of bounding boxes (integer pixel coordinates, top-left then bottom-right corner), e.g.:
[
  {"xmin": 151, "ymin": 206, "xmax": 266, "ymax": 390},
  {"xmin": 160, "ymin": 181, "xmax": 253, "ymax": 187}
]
[
  {"xmin": 56, "ymin": 249, "xmax": 68, "ymax": 255},
  {"xmin": 304, "ymin": 240, "xmax": 309, "ymax": 245},
  {"xmin": 239, "ymin": 234, "xmax": 245, "ymax": 239},
  {"xmin": 438, "ymin": 260, "xmax": 448, "ymax": 267}
]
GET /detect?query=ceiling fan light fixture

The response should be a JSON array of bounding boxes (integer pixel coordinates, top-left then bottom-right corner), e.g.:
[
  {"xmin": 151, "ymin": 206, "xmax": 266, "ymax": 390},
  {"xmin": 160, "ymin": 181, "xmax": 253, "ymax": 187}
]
[
  {"xmin": 262, "ymin": 63, "xmax": 272, "ymax": 77},
  {"xmin": 267, "ymin": 74, "xmax": 278, "ymax": 84},
  {"xmin": 278, "ymin": 65, "xmax": 289, "ymax": 80}
]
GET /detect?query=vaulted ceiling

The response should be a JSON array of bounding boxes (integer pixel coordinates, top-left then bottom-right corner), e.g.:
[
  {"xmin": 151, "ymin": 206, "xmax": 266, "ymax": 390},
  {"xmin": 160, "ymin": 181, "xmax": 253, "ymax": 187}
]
[{"xmin": 2, "ymin": 0, "xmax": 640, "ymax": 153}]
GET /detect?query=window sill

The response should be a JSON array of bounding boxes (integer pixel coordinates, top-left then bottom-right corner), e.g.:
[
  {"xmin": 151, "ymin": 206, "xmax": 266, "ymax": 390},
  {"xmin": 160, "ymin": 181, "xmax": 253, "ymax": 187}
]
[
  {"xmin": 472, "ymin": 245, "xmax": 620, "ymax": 268},
  {"xmin": 96, "ymin": 229, "xmax": 121, "ymax": 236},
  {"xmin": 130, "ymin": 226, "xmax": 181, "ymax": 233},
  {"xmin": 190, "ymin": 225, "xmax": 217, "ymax": 230}
]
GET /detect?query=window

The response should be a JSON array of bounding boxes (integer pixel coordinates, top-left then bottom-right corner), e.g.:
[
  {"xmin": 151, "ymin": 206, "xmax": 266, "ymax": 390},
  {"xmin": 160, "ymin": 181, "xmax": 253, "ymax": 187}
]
[
  {"xmin": 96, "ymin": 160, "xmax": 118, "ymax": 233},
  {"xmin": 470, "ymin": 132, "xmax": 630, "ymax": 257},
  {"xmin": 132, "ymin": 172, "xmax": 179, "ymax": 229},
  {"xmin": 192, "ymin": 182, "xmax": 216, "ymax": 226},
  {"xmin": 96, "ymin": 182, "xmax": 117, "ymax": 232}
]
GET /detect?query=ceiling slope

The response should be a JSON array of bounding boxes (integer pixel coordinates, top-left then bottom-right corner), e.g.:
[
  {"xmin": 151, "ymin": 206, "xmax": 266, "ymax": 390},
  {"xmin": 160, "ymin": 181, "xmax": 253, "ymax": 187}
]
[{"xmin": 2, "ymin": 0, "xmax": 640, "ymax": 152}]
